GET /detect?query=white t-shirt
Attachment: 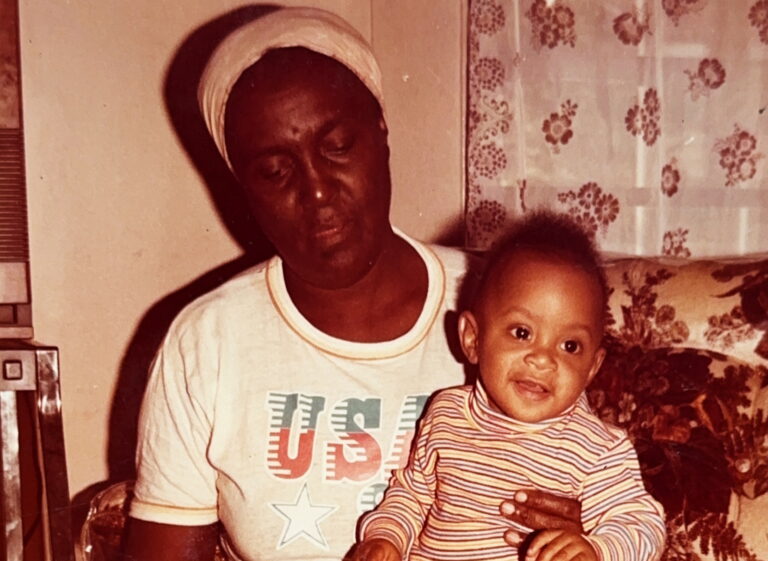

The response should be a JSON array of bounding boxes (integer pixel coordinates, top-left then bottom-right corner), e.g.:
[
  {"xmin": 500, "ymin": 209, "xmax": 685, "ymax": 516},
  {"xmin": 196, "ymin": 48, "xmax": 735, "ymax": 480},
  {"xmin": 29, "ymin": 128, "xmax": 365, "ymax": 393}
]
[{"xmin": 131, "ymin": 236, "xmax": 469, "ymax": 561}]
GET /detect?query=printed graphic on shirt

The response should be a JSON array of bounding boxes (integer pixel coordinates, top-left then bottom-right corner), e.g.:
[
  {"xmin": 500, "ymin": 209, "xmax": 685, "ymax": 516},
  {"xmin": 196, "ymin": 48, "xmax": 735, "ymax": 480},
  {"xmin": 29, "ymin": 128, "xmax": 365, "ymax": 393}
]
[
  {"xmin": 383, "ymin": 394, "xmax": 428, "ymax": 473},
  {"xmin": 266, "ymin": 391, "xmax": 429, "ymax": 551},
  {"xmin": 269, "ymin": 483, "xmax": 337, "ymax": 550},
  {"xmin": 266, "ymin": 392, "xmax": 428, "ymax": 484},
  {"xmin": 327, "ymin": 398, "xmax": 382, "ymax": 481},
  {"xmin": 266, "ymin": 393, "xmax": 327, "ymax": 479}
]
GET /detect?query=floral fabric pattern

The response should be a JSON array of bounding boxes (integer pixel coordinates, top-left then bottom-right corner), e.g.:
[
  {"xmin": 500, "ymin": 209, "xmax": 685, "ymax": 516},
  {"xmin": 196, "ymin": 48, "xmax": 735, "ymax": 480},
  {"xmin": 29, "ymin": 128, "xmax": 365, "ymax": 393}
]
[
  {"xmin": 715, "ymin": 126, "xmax": 764, "ymax": 187},
  {"xmin": 749, "ymin": 0, "xmax": 768, "ymax": 44},
  {"xmin": 625, "ymin": 88, "xmax": 661, "ymax": 147},
  {"xmin": 524, "ymin": 0, "xmax": 576, "ymax": 50},
  {"xmin": 466, "ymin": 199, "xmax": 507, "ymax": 249},
  {"xmin": 710, "ymin": 260, "xmax": 768, "ymax": 360},
  {"xmin": 556, "ymin": 182, "xmax": 619, "ymax": 238},
  {"xmin": 661, "ymin": 160, "xmax": 681, "ymax": 197},
  {"xmin": 466, "ymin": 1, "xmax": 768, "ymax": 256},
  {"xmin": 685, "ymin": 58, "xmax": 726, "ymax": 100},
  {"xmin": 662, "ymin": 229, "xmax": 691, "ymax": 258},
  {"xmin": 589, "ymin": 257, "xmax": 768, "ymax": 561},
  {"xmin": 662, "ymin": 0, "xmax": 708, "ymax": 26},
  {"xmin": 613, "ymin": 8, "xmax": 651, "ymax": 45},
  {"xmin": 542, "ymin": 99, "xmax": 576, "ymax": 152}
]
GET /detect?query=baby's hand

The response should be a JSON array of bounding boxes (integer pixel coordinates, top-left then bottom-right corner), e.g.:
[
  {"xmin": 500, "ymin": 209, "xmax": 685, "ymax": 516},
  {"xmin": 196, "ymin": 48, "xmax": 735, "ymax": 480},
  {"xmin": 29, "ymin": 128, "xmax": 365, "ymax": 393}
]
[
  {"xmin": 347, "ymin": 538, "xmax": 401, "ymax": 561},
  {"xmin": 525, "ymin": 529, "xmax": 597, "ymax": 561}
]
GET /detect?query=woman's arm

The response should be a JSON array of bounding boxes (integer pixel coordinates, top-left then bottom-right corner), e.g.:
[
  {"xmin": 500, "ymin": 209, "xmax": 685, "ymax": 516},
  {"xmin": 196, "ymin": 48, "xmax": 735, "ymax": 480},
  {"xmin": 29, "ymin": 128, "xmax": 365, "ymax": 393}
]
[{"xmin": 121, "ymin": 518, "xmax": 219, "ymax": 561}]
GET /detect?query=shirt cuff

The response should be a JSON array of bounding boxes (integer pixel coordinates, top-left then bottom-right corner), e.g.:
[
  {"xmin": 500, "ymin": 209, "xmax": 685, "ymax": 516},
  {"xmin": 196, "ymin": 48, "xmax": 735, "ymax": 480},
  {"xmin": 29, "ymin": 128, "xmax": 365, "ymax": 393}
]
[{"xmin": 129, "ymin": 497, "xmax": 219, "ymax": 526}]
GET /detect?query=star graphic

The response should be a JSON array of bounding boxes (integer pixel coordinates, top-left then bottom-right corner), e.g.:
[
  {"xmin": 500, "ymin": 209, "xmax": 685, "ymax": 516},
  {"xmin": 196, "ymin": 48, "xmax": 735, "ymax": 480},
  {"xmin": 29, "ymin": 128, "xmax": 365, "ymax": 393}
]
[{"xmin": 270, "ymin": 483, "xmax": 337, "ymax": 550}]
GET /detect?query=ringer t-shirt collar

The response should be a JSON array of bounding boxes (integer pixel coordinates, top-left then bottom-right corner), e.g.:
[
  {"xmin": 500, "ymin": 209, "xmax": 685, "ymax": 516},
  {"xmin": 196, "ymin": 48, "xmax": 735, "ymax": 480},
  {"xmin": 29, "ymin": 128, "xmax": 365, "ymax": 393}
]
[{"xmin": 265, "ymin": 228, "xmax": 446, "ymax": 361}]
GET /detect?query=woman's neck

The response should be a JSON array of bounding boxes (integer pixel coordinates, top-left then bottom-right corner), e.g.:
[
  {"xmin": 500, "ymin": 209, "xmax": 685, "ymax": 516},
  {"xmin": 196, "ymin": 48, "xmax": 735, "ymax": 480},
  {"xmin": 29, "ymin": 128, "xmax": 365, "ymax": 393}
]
[{"xmin": 283, "ymin": 234, "xmax": 428, "ymax": 342}]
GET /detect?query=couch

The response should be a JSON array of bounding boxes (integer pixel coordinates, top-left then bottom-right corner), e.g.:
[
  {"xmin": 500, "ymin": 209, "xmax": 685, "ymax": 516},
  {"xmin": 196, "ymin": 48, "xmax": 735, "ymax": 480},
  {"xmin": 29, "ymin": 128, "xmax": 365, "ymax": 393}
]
[
  {"xmin": 80, "ymin": 254, "xmax": 768, "ymax": 561},
  {"xmin": 592, "ymin": 255, "xmax": 768, "ymax": 561}
]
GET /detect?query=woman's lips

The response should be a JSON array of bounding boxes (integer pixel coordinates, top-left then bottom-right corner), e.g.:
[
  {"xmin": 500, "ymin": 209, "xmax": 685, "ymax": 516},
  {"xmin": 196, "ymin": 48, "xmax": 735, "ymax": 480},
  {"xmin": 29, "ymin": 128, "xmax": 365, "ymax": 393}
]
[{"xmin": 311, "ymin": 221, "xmax": 350, "ymax": 247}]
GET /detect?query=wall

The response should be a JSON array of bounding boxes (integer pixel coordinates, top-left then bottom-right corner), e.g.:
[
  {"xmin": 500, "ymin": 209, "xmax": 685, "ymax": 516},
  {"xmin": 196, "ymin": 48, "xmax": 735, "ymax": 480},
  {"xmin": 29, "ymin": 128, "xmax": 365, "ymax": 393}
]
[{"xmin": 19, "ymin": 0, "xmax": 465, "ymax": 507}]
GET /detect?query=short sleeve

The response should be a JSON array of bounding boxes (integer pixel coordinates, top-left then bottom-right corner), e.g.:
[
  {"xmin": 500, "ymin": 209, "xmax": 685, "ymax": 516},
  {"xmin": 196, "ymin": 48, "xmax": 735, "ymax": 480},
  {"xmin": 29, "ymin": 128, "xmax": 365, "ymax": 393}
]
[{"xmin": 129, "ymin": 319, "xmax": 220, "ymax": 526}]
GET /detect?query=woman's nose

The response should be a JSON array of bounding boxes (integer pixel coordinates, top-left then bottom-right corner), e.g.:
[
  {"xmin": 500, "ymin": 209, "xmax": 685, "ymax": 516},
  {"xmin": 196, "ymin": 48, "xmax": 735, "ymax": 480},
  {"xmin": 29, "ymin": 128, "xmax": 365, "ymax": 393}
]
[{"xmin": 300, "ymin": 159, "xmax": 337, "ymax": 205}]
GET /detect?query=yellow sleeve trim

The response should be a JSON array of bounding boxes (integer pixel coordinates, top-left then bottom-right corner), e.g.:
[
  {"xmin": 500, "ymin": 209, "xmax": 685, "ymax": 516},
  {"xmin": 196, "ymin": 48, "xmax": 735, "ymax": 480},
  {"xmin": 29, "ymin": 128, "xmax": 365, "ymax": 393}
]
[{"xmin": 130, "ymin": 498, "xmax": 218, "ymax": 526}]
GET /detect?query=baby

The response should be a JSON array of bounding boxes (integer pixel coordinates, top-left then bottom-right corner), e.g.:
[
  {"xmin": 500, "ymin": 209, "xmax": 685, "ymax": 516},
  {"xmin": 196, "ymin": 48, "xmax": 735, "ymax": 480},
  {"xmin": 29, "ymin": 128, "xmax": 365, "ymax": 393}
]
[{"xmin": 351, "ymin": 211, "xmax": 666, "ymax": 561}]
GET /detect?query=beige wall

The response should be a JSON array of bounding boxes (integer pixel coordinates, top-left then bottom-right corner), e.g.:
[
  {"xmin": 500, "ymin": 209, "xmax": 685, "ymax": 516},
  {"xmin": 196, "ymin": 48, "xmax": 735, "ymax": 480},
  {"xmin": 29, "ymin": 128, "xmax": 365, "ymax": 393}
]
[{"xmin": 20, "ymin": 1, "xmax": 465, "ymax": 500}]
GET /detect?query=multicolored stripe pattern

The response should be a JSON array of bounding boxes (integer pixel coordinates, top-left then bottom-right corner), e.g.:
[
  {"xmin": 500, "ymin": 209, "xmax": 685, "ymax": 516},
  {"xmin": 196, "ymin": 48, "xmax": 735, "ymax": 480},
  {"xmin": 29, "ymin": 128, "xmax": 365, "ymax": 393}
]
[{"xmin": 361, "ymin": 384, "xmax": 665, "ymax": 560}]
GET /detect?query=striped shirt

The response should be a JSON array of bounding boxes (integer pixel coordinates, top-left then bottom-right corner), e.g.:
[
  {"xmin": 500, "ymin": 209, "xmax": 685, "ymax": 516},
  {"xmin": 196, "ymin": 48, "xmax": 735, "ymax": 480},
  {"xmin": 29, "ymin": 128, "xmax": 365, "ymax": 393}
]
[{"xmin": 361, "ymin": 384, "xmax": 666, "ymax": 561}]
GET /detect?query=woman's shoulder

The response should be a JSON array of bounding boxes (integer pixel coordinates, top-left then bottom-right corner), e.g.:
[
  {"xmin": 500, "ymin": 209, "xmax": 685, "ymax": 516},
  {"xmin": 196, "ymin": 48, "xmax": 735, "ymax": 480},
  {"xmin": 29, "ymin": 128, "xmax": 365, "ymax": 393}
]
[
  {"xmin": 424, "ymin": 243, "xmax": 475, "ymax": 277},
  {"xmin": 167, "ymin": 258, "xmax": 274, "ymax": 339}
]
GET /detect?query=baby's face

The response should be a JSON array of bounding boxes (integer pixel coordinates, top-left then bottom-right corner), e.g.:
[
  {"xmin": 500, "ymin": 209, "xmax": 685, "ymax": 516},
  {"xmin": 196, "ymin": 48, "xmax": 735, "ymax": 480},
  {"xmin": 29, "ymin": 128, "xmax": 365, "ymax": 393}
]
[{"xmin": 460, "ymin": 250, "xmax": 606, "ymax": 423}]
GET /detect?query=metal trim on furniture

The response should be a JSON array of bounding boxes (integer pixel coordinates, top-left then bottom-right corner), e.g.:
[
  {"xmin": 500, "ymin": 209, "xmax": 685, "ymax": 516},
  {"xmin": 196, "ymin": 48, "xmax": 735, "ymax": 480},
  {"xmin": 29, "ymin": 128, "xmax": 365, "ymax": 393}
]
[{"xmin": 0, "ymin": 340, "xmax": 74, "ymax": 561}]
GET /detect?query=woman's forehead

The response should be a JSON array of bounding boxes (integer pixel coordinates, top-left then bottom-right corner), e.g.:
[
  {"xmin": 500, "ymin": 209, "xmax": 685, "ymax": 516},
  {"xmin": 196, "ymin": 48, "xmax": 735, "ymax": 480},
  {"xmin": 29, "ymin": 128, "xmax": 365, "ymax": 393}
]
[
  {"xmin": 226, "ymin": 48, "xmax": 382, "ymax": 125},
  {"xmin": 237, "ymin": 48, "xmax": 375, "ymax": 98}
]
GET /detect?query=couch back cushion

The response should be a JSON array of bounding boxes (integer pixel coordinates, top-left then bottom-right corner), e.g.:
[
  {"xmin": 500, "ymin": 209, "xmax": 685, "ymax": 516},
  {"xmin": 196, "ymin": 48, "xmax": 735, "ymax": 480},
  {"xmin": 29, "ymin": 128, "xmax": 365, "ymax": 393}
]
[{"xmin": 591, "ymin": 256, "xmax": 768, "ymax": 560}]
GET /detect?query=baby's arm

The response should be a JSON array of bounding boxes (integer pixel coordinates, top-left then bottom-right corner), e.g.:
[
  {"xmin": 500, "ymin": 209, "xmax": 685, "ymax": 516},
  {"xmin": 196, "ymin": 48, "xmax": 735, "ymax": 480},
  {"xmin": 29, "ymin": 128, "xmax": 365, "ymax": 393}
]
[
  {"xmin": 525, "ymin": 529, "xmax": 597, "ymax": 561},
  {"xmin": 347, "ymin": 538, "xmax": 402, "ymax": 561},
  {"xmin": 577, "ymin": 437, "xmax": 666, "ymax": 561},
  {"xmin": 352, "ymin": 409, "xmax": 439, "ymax": 559},
  {"xmin": 522, "ymin": 434, "xmax": 664, "ymax": 561}
]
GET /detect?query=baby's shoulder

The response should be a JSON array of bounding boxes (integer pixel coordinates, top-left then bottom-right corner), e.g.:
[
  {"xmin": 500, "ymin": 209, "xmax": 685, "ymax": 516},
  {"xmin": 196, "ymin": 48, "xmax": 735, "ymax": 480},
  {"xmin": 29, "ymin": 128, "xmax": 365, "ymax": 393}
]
[
  {"xmin": 571, "ymin": 402, "xmax": 631, "ymax": 451},
  {"xmin": 426, "ymin": 385, "xmax": 472, "ymax": 414},
  {"xmin": 434, "ymin": 384, "xmax": 472, "ymax": 399}
]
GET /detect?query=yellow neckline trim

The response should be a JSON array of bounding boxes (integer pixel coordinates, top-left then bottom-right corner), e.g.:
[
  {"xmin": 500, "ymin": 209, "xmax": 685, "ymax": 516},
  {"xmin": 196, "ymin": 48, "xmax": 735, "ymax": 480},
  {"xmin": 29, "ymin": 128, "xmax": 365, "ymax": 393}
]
[{"xmin": 265, "ymin": 234, "xmax": 446, "ymax": 361}]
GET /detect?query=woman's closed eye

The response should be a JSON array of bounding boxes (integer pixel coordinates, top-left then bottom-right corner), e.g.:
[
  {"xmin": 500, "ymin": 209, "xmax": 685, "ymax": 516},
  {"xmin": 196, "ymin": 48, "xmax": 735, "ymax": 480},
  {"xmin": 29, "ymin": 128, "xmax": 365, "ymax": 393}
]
[
  {"xmin": 321, "ymin": 127, "xmax": 355, "ymax": 158},
  {"xmin": 254, "ymin": 155, "xmax": 293, "ymax": 184},
  {"xmin": 323, "ymin": 139, "xmax": 353, "ymax": 157}
]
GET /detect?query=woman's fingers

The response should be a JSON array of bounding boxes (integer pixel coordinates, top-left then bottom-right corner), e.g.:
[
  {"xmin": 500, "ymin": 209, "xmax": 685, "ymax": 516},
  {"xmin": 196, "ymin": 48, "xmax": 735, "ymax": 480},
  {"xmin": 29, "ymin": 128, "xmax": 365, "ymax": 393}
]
[{"xmin": 500, "ymin": 490, "xmax": 582, "ymax": 532}]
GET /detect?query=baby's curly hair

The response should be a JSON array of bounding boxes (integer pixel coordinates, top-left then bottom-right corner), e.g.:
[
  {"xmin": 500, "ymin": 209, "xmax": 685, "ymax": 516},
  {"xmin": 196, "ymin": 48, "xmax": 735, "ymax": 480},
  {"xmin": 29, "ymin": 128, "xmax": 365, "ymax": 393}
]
[{"xmin": 473, "ymin": 210, "xmax": 608, "ymax": 314}]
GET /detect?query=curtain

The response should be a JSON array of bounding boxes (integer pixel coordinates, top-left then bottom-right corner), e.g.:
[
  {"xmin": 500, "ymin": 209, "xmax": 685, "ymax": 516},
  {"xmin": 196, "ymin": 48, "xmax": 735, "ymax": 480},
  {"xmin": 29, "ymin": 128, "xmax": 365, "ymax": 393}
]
[{"xmin": 465, "ymin": 0, "xmax": 768, "ymax": 257}]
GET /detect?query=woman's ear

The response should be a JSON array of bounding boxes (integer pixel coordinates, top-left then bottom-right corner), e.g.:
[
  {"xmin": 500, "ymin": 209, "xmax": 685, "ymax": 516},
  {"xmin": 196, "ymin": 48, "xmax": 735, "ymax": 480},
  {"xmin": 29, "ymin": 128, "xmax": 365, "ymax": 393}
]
[{"xmin": 458, "ymin": 311, "xmax": 480, "ymax": 364}]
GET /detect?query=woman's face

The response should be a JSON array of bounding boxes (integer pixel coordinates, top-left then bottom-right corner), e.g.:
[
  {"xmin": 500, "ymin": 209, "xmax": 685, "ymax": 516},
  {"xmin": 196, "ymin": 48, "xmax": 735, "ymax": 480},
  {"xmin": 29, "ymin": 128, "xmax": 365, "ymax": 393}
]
[{"xmin": 224, "ymin": 48, "xmax": 392, "ymax": 290}]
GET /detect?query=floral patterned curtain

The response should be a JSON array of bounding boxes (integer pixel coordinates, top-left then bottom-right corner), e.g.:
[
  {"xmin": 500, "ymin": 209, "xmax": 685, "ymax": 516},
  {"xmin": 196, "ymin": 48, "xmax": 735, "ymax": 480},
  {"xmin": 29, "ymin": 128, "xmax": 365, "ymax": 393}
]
[{"xmin": 466, "ymin": 0, "xmax": 768, "ymax": 257}]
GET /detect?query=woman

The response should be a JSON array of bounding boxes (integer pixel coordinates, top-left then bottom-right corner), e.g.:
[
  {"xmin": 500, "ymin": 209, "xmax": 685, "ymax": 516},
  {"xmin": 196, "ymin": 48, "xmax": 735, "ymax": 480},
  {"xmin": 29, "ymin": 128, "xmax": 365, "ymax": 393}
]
[{"xmin": 122, "ymin": 7, "xmax": 582, "ymax": 561}]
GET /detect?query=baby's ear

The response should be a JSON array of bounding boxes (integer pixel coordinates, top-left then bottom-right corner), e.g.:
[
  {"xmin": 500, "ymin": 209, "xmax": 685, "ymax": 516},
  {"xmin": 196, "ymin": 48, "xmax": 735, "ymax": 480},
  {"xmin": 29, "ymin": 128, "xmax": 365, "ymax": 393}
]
[
  {"xmin": 588, "ymin": 347, "xmax": 607, "ymax": 383},
  {"xmin": 458, "ymin": 311, "xmax": 480, "ymax": 364}
]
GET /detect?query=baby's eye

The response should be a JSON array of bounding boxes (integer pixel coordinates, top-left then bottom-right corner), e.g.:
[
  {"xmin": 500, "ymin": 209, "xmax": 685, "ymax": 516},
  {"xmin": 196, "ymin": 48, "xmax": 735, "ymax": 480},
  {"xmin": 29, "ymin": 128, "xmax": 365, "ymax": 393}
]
[
  {"xmin": 511, "ymin": 326, "xmax": 531, "ymax": 341},
  {"xmin": 562, "ymin": 340, "xmax": 582, "ymax": 354}
]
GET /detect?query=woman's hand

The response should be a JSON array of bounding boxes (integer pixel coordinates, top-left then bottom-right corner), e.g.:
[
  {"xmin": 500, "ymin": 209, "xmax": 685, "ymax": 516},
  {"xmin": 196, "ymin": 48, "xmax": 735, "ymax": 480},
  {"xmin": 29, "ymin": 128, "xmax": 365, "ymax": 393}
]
[
  {"xmin": 346, "ymin": 538, "xmax": 401, "ymax": 561},
  {"xmin": 499, "ymin": 490, "xmax": 582, "ymax": 547},
  {"xmin": 524, "ymin": 529, "xmax": 597, "ymax": 561}
]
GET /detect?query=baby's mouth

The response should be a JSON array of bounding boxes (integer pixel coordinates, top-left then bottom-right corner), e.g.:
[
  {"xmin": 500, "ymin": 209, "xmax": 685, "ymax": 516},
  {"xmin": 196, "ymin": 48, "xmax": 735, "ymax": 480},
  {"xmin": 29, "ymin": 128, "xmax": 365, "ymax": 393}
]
[{"xmin": 513, "ymin": 379, "xmax": 550, "ymax": 401}]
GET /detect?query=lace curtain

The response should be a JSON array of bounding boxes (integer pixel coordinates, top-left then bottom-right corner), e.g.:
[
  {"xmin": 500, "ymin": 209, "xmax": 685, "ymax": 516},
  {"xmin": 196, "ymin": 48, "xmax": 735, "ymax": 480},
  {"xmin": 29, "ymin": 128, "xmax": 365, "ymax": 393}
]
[{"xmin": 465, "ymin": 0, "xmax": 768, "ymax": 257}]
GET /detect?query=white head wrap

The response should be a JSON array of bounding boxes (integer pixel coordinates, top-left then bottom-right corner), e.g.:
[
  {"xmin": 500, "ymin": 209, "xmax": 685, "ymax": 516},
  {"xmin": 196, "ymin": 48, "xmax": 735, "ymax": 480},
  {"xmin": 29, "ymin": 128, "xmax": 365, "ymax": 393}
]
[{"xmin": 197, "ymin": 7, "xmax": 385, "ymax": 169}]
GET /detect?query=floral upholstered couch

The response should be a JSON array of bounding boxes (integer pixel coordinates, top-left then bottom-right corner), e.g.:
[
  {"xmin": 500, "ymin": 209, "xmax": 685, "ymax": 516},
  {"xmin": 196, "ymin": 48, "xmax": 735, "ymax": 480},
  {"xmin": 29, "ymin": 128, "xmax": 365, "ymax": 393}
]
[{"xmin": 588, "ymin": 255, "xmax": 768, "ymax": 561}]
